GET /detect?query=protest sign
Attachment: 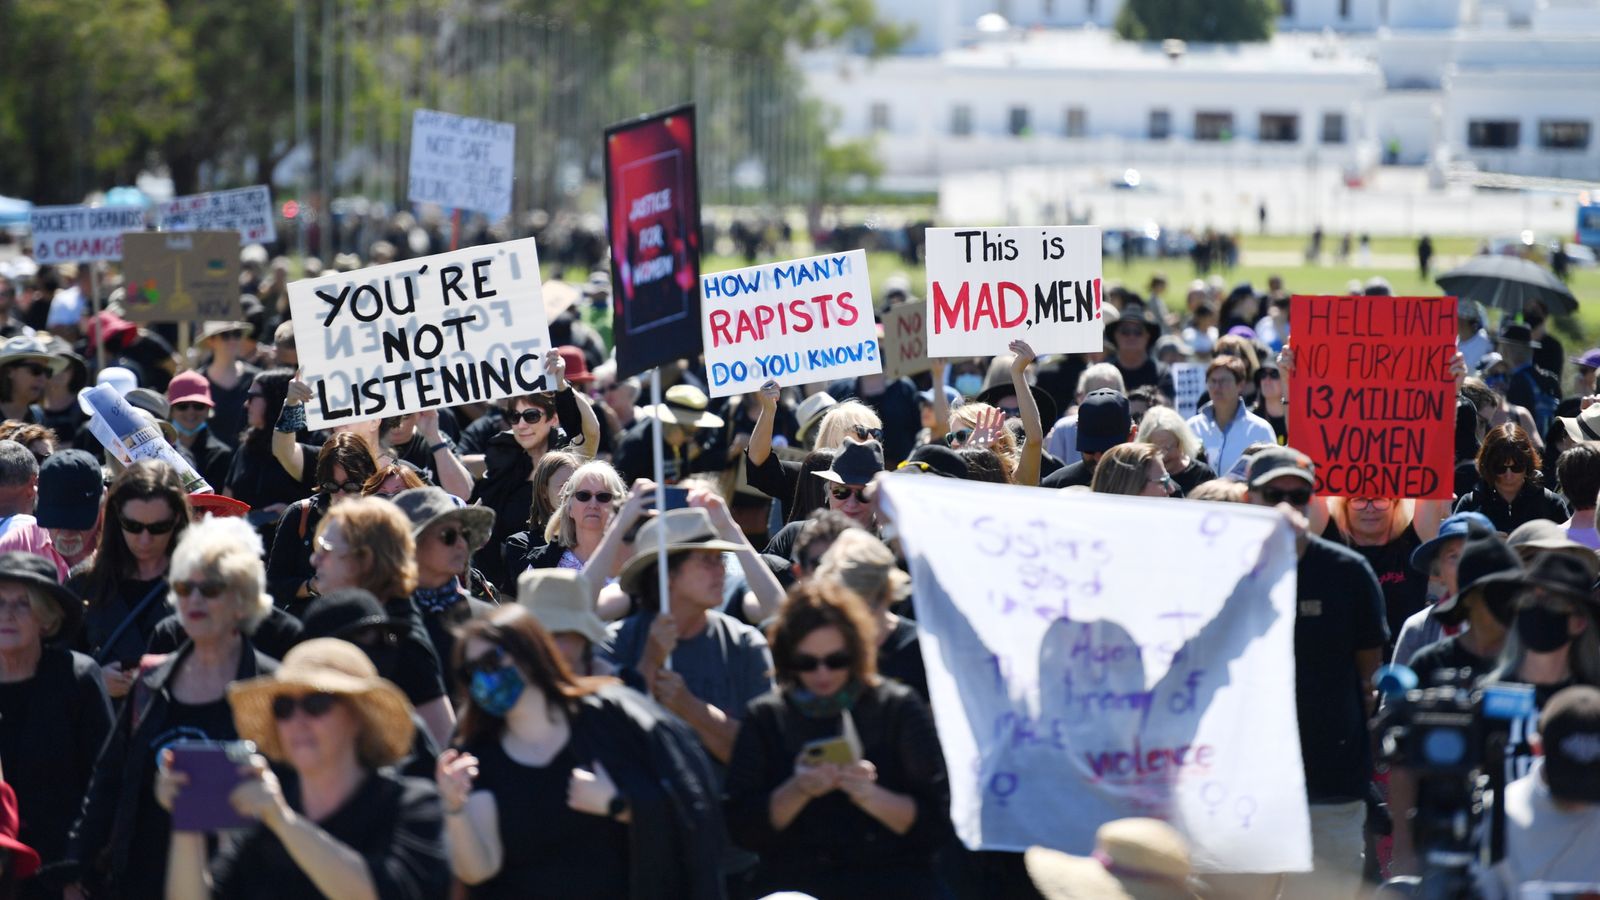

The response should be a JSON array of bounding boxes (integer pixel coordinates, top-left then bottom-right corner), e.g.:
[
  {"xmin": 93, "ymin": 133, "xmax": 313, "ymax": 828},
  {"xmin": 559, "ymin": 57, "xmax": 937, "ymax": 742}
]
[
  {"xmin": 121, "ymin": 232, "xmax": 241, "ymax": 323},
  {"xmin": 924, "ymin": 226, "xmax": 1103, "ymax": 358},
  {"xmin": 408, "ymin": 109, "xmax": 516, "ymax": 221},
  {"xmin": 880, "ymin": 477, "xmax": 1310, "ymax": 874},
  {"xmin": 286, "ymin": 238, "xmax": 551, "ymax": 430},
  {"xmin": 604, "ymin": 105, "xmax": 703, "ymax": 380},
  {"xmin": 1288, "ymin": 295, "xmax": 1457, "ymax": 500},
  {"xmin": 881, "ymin": 301, "xmax": 930, "ymax": 379},
  {"xmin": 158, "ymin": 185, "xmax": 277, "ymax": 244},
  {"xmin": 700, "ymin": 250, "xmax": 878, "ymax": 398},
  {"xmin": 27, "ymin": 204, "xmax": 146, "ymax": 264},
  {"xmin": 1171, "ymin": 362, "xmax": 1206, "ymax": 420}
]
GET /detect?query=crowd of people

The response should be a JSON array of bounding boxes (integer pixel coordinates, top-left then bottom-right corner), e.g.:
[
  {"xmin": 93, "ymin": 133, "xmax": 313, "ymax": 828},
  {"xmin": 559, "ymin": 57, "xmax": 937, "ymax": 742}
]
[{"xmin": 0, "ymin": 240, "xmax": 1596, "ymax": 900}]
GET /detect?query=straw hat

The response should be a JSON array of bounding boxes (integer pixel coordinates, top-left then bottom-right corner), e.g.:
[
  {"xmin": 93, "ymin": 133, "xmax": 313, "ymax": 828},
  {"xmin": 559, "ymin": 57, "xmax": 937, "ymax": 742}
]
[
  {"xmin": 795, "ymin": 392, "xmax": 838, "ymax": 445},
  {"xmin": 518, "ymin": 568, "xmax": 608, "ymax": 646},
  {"xmin": 617, "ymin": 508, "xmax": 744, "ymax": 597},
  {"xmin": 1024, "ymin": 819, "xmax": 1196, "ymax": 900},
  {"xmin": 228, "ymin": 638, "xmax": 415, "ymax": 767},
  {"xmin": 196, "ymin": 321, "xmax": 254, "ymax": 345},
  {"xmin": 639, "ymin": 384, "xmax": 724, "ymax": 429}
]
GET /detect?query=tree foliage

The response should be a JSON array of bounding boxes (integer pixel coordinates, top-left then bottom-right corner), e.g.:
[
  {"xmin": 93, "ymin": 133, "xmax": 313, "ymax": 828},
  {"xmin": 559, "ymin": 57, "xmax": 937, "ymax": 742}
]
[{"xmin": 1115, "ymin": 0, "xmax": 1278, "ymax": 43}]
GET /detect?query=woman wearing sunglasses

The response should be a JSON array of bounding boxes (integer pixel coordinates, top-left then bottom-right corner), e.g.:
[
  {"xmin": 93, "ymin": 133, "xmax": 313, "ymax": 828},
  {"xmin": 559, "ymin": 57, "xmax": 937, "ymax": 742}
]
[
  {"xmin": 394, "ymin": 487, "xmax": 497, "ymax": 692},
  {"xmin": 508, "ymin": 461, "xmax": 627, "ymax": 578},
  {"xmin": 1455, "ymin": 424, "xmax": 1571, "ymax": 534},
  {"xmin": 70, "ymin": 461, "xmax": 191, "ymax": 698},
  {"xmin": 62, "ymin": 516, "xmax": 277, "ymax": 900},
  {"xmin": 726, "ymin": 580, "xmax": 949, "ymax": 899},
  {"xmin": 1309, "ymin": 494, "xmax": 1453, "ymax": 648},
  {"xmin": 0, "ymin": 335, "xmax": 68, "ymax": 425},
  {"xmin": 265, "ymin": 433, "xmax": 379, "ymax": 618}
]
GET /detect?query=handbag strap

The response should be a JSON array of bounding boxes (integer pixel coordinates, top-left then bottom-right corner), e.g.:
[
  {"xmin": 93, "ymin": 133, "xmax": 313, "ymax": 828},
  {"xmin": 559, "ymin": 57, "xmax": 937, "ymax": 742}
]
[{"xmin": 94, "ymin": 579, "xmax": 169, "ymax": 666}]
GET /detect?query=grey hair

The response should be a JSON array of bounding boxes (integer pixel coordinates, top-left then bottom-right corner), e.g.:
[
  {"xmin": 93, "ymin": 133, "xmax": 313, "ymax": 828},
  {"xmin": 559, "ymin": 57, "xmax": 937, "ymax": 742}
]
[
  {"xmin": 1076, "ymin": 363, "xmax": 1126, "ymax": 398},
  {"xmin": 0, "ymin": 440, "xmax": 37, "ymax": 487},
  {"xmin": 545, "ymin": 460, "xmax": 627, "ymax": 547},
  {"xmin": 168, "ymin": 515, "xmax": 270, "ymax": 633}
]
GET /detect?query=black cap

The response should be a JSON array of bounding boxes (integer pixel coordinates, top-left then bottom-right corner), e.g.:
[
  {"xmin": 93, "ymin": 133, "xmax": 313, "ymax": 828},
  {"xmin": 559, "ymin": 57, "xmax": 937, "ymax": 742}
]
[
  {"xmin": 36, "ymin": 449, "xmax": 104, "ymax": 531},
  {"xmin": 896, "ymin": 444, "xmax": 968, "ymax": 479},
  {"xmin": 1076, "ymin": 390, "xmax": 1131, "ymax": 454},
  {"xmin": 1540, "ymin": 685, "xmax": 1600, "ymax": 803},
  {"xmin": 299, "ymin": 588, "xmax": 400, "ymax": 642}
]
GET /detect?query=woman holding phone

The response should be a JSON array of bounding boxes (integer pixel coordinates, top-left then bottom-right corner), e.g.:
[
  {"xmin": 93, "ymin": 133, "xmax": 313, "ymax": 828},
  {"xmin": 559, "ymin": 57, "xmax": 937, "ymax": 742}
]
[{"xmin": 725, "ymin": 581, "xmax": 951, "ymax": 898}]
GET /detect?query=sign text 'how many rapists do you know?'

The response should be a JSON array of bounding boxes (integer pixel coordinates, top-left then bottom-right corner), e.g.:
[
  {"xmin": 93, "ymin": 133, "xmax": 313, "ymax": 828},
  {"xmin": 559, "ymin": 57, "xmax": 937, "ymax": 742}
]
[{"xmin": 287, "ymin": 239, "xmax": 552, "ymax": 430}]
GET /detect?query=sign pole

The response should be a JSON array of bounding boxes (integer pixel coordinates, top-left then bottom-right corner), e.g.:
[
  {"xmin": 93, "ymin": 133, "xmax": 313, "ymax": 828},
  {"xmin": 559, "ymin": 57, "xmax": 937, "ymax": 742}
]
[
  {"xmin": 650, "ymin": 366, "xmax": 669, "ymax": 616},
  {"xmin": 90, "ymin": 265, "xmax": 105, "ymax": 373}
]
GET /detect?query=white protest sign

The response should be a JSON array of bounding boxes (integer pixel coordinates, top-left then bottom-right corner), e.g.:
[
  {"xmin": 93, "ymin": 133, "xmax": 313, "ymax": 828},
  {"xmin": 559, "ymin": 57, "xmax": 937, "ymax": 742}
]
[
  {"xmin": 408, "ymin": 109, "xmax": 516, "ymax": 221},
  {"xmin": 27, "ymin": 205, "xmax": 147, "ymax": 264},
  {"xmin": 701, "ymin": 250, "xmax": 879, "ymax": 398},
  {"xmin": 287, "ymin": 238, "xmax": 551, "ymax": 430},
  {"xmin": 924, "ymin": 226, "xmax": 1103, "ymax": 358},
  {"xmin": 1172, "ymin": 362, "xmax": 1207, "ymax": 420},
  {"xmin": 880, "ymin": 478, "xmax": 1310, "ymax": 874},
  {"xmin": 158, "ymin": 185, "xmax": 277, "ymax": 244}
]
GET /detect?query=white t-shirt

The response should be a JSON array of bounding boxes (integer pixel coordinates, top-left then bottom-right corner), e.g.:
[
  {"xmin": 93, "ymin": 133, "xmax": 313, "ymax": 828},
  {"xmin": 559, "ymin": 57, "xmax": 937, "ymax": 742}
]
[
  {"xmin": 47, "ymin": 284, "xmax": 86, "ymax": 328},
  {"xmin": 1477, "ymin": 763, "xmax": 1600, "ymax": 899}
]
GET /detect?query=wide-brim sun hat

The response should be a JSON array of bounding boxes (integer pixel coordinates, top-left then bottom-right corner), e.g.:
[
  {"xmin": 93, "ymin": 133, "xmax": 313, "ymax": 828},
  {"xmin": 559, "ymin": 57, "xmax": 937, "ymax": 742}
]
[
  {"xmin": 391, "ymin": 487, "xmax": 496, "ymax": 552},
  {"xmin": 617, "ymin": 508, "xmax": 744, "ymax": 597},
  {"xmin": 542, "ymin": 281, "xmax": 580, "ymax": 320},
  {"xmin": 0, "ymin": 551, "xmax": 83, "ymax": 641},
  {"xmin": 795, "ymin": 392, "xmax": 838, "ymax": 445},
  {"xmin": 1024, "ymin": 818, "xmax": 1195, "ymax": 900},
  {"xmin": 0, "ymin": 335, "xmax": 69, "ymax": 376},
  {"xmin": 639, "ymin": 384, "xmax": 724, "ymax": 429},
  {"xmin": 195, "ymin": 320, "xmax": 254, "ymax": 344},
  {"xmin": 976, "ymin": 382, "xmax": 1059, "ymax": 431},
  {"xmin": 518, "ymin": 568, "xmax": 609, "ymax": 647},
  {"xmin": 228, "ymin": 638, "xmax": 414, "ymax": 767}
]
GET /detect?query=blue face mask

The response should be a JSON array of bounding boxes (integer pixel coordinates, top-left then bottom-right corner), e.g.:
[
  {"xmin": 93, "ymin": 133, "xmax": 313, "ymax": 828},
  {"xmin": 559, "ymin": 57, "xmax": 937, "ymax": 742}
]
[
  {"xmin": 172, "ymin": 419, "xmax": 207, "ymax": 438},
  {"xmin": 469, "ymin": 665, "xmax": 525, "ymax": 717},
  {"xmin": 954, "ymin": 373, "xmax": 984, "ymax": 398}
]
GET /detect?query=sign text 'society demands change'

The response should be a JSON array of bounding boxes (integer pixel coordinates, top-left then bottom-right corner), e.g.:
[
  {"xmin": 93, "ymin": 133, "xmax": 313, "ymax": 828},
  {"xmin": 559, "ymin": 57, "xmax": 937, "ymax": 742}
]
[
  {"xmin": 924, "ymin": 226, "xmax": 1103, "ymax": 358},
  {"xmin": 158, "ymin": 185, "xmax": 278, "ymax": 244},
  {"xmin": 27, "ymin": 205, "xmax": 147, "ymax": 264},
  {"xmin": 287, "ymin": 238, "xmax": 552, "ymax": 430},
  {"xmin": 1288, "ymin": 295, "xmax": 1458, "ymax": 500},
  {"xmin": 880, "ymin": 477, "xmax": 1311, "ymax": 874},
  {"xmin": 700, "ymin": 250, "xmax": 879, "ymax": 398},
  {"xmin": 408, "ymin": 109, "xmax": 516, "ymax": 221}
]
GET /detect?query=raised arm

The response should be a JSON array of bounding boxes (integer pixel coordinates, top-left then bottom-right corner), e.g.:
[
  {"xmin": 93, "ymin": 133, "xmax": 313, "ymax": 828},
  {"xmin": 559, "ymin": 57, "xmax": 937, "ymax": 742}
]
[
  {"xmin": 417, "ymin": 410, "xmax": 474, "ymax": 501},
  {"xmin": 928, "ymin": 359, "xmax": 950, "ymax": 444},
  {"xmin": 688, "ymin": 488, "xmax": 784, "ymax": 622},
  {"xmin": 275, "ymin": 371, "xmax": 312, "ymax": 482},
  {"xmin": 583, "ymin": 480, "xmax": 655, "ymax": 619},
  {"xmin": 749, "ymin": 380, "xmax": 779, "ymax": 466},
  {"xmin": 547, "ymin": 349, "xmax": 600, "ymax": 461},
  {"xmin": 1009, "ymin": 340, "xmax": 1043, "ymax": 486}
]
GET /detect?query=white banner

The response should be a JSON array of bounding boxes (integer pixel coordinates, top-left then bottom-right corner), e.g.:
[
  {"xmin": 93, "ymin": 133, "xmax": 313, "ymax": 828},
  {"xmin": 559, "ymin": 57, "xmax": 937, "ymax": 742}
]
[
  {"xmin": 287, "ymin": 238, "xmax": 551, "ymax": 430},
  {"xmin": 27, "ymin": 205, "xmax": 147, "ymax": 264},
  {"xmin": 924, "ymin": 225, "xmax": 1104, "ymax": 358},
  {"xmin": 700, "ymin": 250, "xmax": 880, "ymax": 398},
  {"xmin": 880, "ymin": 478, "xmax": 1311, "ymax": 874},
  {"xmin": 408, "ymin": 109, "xmax": 516, "ymax": 221},
  {"xmin": 158, "ymin": 185, "xmax": 277, "ymax": 244}
]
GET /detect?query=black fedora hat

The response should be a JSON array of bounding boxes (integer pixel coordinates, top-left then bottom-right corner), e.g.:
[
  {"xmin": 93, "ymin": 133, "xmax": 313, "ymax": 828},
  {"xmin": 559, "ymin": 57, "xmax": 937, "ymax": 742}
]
[
  {"xmin": 976, "ymin": 382, "xmax": 1059, "ymax": 433},
  {"xmin": 895, "ymin": 443, "xmax": 968, "ymax": 479},
  {"xmin": 0, "ymin": 552, "xmax": 82, "ymax": 642},
  {"xmin": 1105, "ymin": 308, "xmax": 1159, "ymax": 350},
  {"xmin": 1521, "ymin": 552, "xmax": 1593, "ymax": 607},
  {"xmin": 814, "ymin": 439, "xmax": 885, "ymax": 486},
  {"xmin": 1435, "ymin": 526, "xmax": 1524, "ymax": 626}
]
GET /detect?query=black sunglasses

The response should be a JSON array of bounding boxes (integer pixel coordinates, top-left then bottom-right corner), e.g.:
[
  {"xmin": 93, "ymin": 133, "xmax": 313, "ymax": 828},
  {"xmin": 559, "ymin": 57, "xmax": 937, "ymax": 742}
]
[
  {"xmin": 121, "ymin": 516, "xmax": 177, "ymax": 535},
  {"xmin": 943, "ymin": 429, "xmax": 973, "ymax": 447},
  {"xmin": 320, "ymin": 481, "xmax": 363, "ymax": 495},
  {"xmin": 13, "ymin": 363, "xmax": 48, "ymax": 377},
  {"xmin": 850, "ymin": 425, "xmax": 884, "ymax": 442},
  {"xmin": 1261, "ymin": 486, "xmax": 1312, "ymax": 507},
  {"xmin": 792, "ymin": 651, "xmax": 852, "ymax": 673},
  {"xmin": 829, "ymin": 485, "xmax": 868, "ymax": 503},
  {"xmin": 172, "ymin": 402, "xmax": 210, "ymax": 413},
  {"xmin": 271, "ymin": 692, "xmax": 338, "ymax": 721},
  {"xmin": 433, "ymin": 527, "xmax": 462, "ymax": 547},
  {"xmin": 511, "ymin": 409, "xmax": 548, "ymax": 425},
  {"xmin": 1496, "ymin": 460, "xmax": 1526, "ymax": 474},
  {"xmin": 172, "ymin": 579, "xmax": 227, "ymax": 599},
  {"xmin": 572, "ymin": 490, "xmax": 614, "ymax": 504}
]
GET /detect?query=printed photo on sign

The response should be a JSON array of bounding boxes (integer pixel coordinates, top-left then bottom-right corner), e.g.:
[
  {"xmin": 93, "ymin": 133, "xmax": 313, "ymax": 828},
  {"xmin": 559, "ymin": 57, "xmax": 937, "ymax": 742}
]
[
  {"xmin": 158, "ymin": 185, "xmax": 277, "ymax": 244},
  {"xmin": 121, "ymin": 232, "xmax": 242, "ymax": 323},
  {"xmin": 27, "ymin": 204, "xmax": 147, "ymax": 264},
  {"xmin": 408, "ymin": 109, "xmax": 516, "ymax": 221},
  {"xmin": 924, "ymin": 226, "xmax": 1103, "ymax": 358},
  {"xmin": 1171, "ymin": 362, "xmax": 1206, "ymax": 420},
  {"xmin": 881, "ymin": 301, "xmax": 930, "ymax": 380},
  {"xmin": 286, "ymin": 238, "xmax": 552, "ymax": 430},
  {"xmin": 880, "ymin": 477, "xmax": 1311, "ymax": 874},
  {"xmin": 701, "ymin": 250, "xmax": 879, "ymax": 398}
]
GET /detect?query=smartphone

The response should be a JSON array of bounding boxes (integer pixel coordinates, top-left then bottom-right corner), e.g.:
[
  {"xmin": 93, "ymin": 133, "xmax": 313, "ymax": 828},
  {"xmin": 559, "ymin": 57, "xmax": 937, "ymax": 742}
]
[
  {"xmin": 800, "ymin": 735, "xmax": 859, "ymax": 767},
  {"xmin": 168, "ymin": 740, "xmax": 257, "ymax": 832},
  {"xmin": 643, "ymin": 486, "xmax": 690, "ymax": 511}
]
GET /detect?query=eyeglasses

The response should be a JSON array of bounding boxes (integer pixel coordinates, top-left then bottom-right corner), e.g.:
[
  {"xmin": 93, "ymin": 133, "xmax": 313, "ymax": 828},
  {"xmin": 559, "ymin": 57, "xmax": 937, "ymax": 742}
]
[
  {"xmin": 346, "ymin": 625, "xmax": 397, "ymax": 651},
  {"xmin": 792, "ymin": 651, "xmax": 852, "ymax": 673},
  {"xmin": 572, "ymin": 490, "xmax": 614, "ymax": 504},
  {"xmin": 1115, "ymin": 325, "xmax": 1148, "ymax": 337},
  {"xmin": 271, "ymin": 692, "xmax": 338, "ymax": 721},
  {"xmin": 172, "ymin": 579, "xmax": 228, "ymax": 599},
  {"xmin": 432, "ymin": 527, "xmax": 462, "ymax": 547},
  {"xmin": 1149, "ymin": 473, "xmax": 1174, "ymax": 493},
  {"xmin": 13, "ymin": 363, "xmax": 48, "ymax": 377},
  {"xmin": 943, "ymin": 429, "xmax": 973, "ymax": 448},
  {"xmin": 829, "ymin": 485, "xmax": 868, "ymax": 503},
  {"xmin": 1348, "ymin": 498, "xmax": 1394, "ymax": 511},
  {"xmin": 172, "ymin": 402, "xmax": 209, "ymax": 414},
  {"xmin": 121, "ymin": 516, "xmax": 177, "ymax": 535},
  {"xmin": 320, "ymin": 481, "xmax": 363, "ymax": 496},
  {"xmin": 314, "ymin": 535, "xmax": 353, "ymax": 556},
  {"xmin": 999, "ymin": 405, "xmax": 1021, "ymax": 419},
  {"xmin": 0, "ymin": 599, "xmax": 33, "ymax": 618},
  {"xmin": 511, "ymin": 408, "xmax": 548, "ymax": 425},
  {"xmin": 1261, "ymin": 486, "xmax": 1313, "ymax": 507}
]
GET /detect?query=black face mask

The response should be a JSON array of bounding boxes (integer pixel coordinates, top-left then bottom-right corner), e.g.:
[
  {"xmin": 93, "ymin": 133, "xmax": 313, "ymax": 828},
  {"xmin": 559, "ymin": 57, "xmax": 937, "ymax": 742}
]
[{"xmin": 1515, "ymin": 605, "xmax": 1573, "ymax": 653}]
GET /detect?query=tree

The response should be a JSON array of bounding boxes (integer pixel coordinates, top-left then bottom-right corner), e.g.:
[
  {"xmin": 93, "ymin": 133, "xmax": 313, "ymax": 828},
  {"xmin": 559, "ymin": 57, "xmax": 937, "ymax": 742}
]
[{"xmin": 1115, "ymin": 0, "xmax": 1278, "ymax": 43}]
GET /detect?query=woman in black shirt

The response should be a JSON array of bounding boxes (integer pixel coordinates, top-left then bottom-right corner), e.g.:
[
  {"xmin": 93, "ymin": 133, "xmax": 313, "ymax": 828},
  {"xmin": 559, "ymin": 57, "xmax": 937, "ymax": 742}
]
[
  {"xmin": 1454, "ymin": 424, "xmax": 1571, "ymax": 534},
  {"xmin": 224, "ymin": 369, "xmax": 315, "ymax": 516},
  {"xmin": 265, "ymin": 433, "xmax": 379, "ymax": 615},
  {"xmin": 1135, "ymin": 407, "xmax": 1216, "ymax": 497}
]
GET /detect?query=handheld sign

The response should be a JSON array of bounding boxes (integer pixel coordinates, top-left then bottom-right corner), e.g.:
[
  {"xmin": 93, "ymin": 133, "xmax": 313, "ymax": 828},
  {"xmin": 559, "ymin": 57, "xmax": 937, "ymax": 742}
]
[
  {"xmin": 408, "ymin": 109, "xmax": 516, "ymax": 221},
  {"xmin": 158, "ymin": 186, "xmax": 277, "ymax": 244},
  {"xmin": 701, "ymin": 250, "xmax": 878, "ymax": 398},
  {"xmin": 286, "ymin": 238, "xmax": 551, "ymax": 430},
  {"xmin": 881, "ymin": 301, "xmax": 930, "ymax": 379},
  {"xmin": 28, "ymin": 205, "xmax": 146, "ymax": 264},
  {"xmin": 1288, "ymin": 295, "xmax": 1457, "ymax": 500},
  {"xmin": 604, "ymin": 105, "xmax": 703, "ymax": 380},
  {"xmin": 925, "ymin": 226, "xmax": 1103, "ymax": 358},
  {"xmin": 1171, "ymin": 362, "xmax": 1207, "ymax": 420},
  {"xmin": 880, "ymin": 477, "xmax": 1311, "ymax": 874},
  {"xmin": 121, "ymin": 232, "xmax": 242, "ymax": 323}
]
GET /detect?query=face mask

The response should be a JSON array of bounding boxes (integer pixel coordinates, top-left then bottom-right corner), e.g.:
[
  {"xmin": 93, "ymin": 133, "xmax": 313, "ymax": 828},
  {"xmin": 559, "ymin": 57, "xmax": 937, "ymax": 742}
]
[
  {"xmin": 469, "ymin": 665, "xmax": 526, "ymax": 717},
  {"xmin": 954, "ymin": 374, "xmax": 984, "ymax": 398},
  {"xmin": 172, "ymin": 419, "xmax": 207, "ymax": 438},
  {"xmin": 1515, "ymin": 606, "xmax": 1573, "ymax": 653}
]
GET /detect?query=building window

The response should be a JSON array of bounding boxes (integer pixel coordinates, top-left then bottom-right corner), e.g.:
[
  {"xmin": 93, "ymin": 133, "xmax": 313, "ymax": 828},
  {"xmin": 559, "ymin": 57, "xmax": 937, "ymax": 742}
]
[
  {"xmin": 1195, "ymin": 111, "xmax": 1234, "ymax": 141},
  {"xmin": 1468, "ymin": 120, "xmax": 1520, "ymax": 149},
  {"xmin": 1259, "ymin": 113, "xmax": 1300, "ymax": 143},
  {"xmin": 1539, "ymin": 120, "xmax": 1591, "ymax": 150},
  {"xmin": 1009, "ymin": 106, "xmax": 1031, "ymax": 136},
  {"xmin": 1321, "ymin": 112, "xmax": 1346, "ymax": 144},
  {"xmin": 951, "ymin": 105, "xmax": 974, "ymax": 137},
  {"xmin": 1149, "ymin": 109, "xmax": 1171, "ymax": 140},
  {"xmin": 869, "ymin": 102, "xmax": 890, "ymax": 133},
  {"xmin": 1338, "ymin": 0, "xmax": 1350, "ymax": 18},
  {"xmin": 1065, "ymin": 107, "xmax": 1087, "ymax": 138}
]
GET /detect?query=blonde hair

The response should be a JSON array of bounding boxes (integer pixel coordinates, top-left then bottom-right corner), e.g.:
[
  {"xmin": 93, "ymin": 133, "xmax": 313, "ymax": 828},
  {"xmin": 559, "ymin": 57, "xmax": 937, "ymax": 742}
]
[
  {"xmin": 1187, "ymin": 479, "xmax": 1248, "ymax": 503},
  {"xmin": 1136, "ymin": 406, "xmax": 1201, "ymax": 459},
  {"xmin": 950, "ymin": 402, "xmax": 1018, "ymax": 482},
  {"xmin": 169, "ymin": 516, "xmax": 271, "ymax": 632},
  {"xmin": 319, "ymin": 498, "xmax": 417, "ymax": 600},
  {"xmin": 813, "ymin": 400, "xmax": 882, "ymax": 450},
  {"xmin": 1090, "ymin": 443, "xmax": 1161, "ymax": 496},
  {"xmin": 814, "ymin": 529, "xmax": 909, "ymax": 611},
  {"xmin": 546, "ymin": 460, "xmax": 627, "ymax": 546},
  {"xmin": 1328, "ymin": 497, "xmax": 1414, "ymax": 544}
]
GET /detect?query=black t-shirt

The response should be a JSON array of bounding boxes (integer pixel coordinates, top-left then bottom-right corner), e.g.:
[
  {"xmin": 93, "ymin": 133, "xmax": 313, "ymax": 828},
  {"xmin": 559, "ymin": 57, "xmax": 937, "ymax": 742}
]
[
  {"xmin": 763, "ymin": 520, "xmax": 805, "ymax": 564},
  {"xmin": 1113, "ymin": 356, "xmax": 1164, "ymax": 393},
  {"xmin": 1171, "ymin": 459, "xmax": 1217, "ymax": 497},
  {"xmin": 1320, "ymin": 521, "xmax": 1427, "ymax": 655},
  {"xmin": 878, "ymin": 617, "xmax": 928, "ymax": 703},
  {"xmin": 1252, "ymin": 400, "xmax": 1288, "ymax": 444},
  {"xmin": 460, "ymin": 738, "xmax": 630, "ymax": 900},
  {"xmin": 1293, "ymin": 536, "xmax": 1390, "ymax": 802},
  {"xmin": 1041, "ymin": 458, "xmax": 1095, "ymax": 489},
  {"xmin": 382, "ymin": 597, "xmax": 450, "ymax": 707},
  {"xmin": 1407, "ymin": 634, "xmax": 1494, "ymax": 690},
  {"xmin": 205, "ymin": 365, "xmax": 259, "ymax": 449},
  {"xmin": 145, "ymin": 607, "xmax": 304, "ymax": 661},
  {"xmin": 125, "ymin": 695, "xmax": 240, "ymax": 898},
  {"xmin": 211, "ymin": 772, "xmax": 450, "ymax": 900},
  {"xmin": 226, "ymin": 441, "xmax": 316, "ymax": 511}
]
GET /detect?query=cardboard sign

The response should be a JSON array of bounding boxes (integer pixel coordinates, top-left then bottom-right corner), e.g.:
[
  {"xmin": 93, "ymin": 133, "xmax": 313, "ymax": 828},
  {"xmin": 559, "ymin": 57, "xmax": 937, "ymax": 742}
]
[
  {"xmin": 286, "ymin": 238, "xmax": 552, "ymax": 430},
  {"xmin": 1172, "ymin": 362, "xmax": 1207, "ymax": 420},
  {"xmin": 120, "ymin": 232, "xmax": 242, "ymax": 323},
  {"xmin": 700, "ymin": 250, "xmax": 879, "ymax": 398},
  {"xmin": 604, "ymin": 105, "xmax": 703, "ymax": 380},
  {"xmin": 880, "ymin": 477, "xmax": 1310, "ymax": 873},
  {"xmin": 407, "ymin": 109, "xmax": 516, "ymax": 221},
  {"xmin": 1288, "ymin": 295, "xmax": 1457, "ymax": 499},
  {"xmin": 27, "ymin": 205, "xmax": 147, "ymax": 264},
  {"xmin": 924, "ymin": 226, "xmax": 1103, "ymax": 358},
  {"xmin": 881, "ymin": 301, "xmax": 930, "ymax": 379},
  {"xmin": 158, "ymin": 186, "xmax": 277, "ymax": 244}
]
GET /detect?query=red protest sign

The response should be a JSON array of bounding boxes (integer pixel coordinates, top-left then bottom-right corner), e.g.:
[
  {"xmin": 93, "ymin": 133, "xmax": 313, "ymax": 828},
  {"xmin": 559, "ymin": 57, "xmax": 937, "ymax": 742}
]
[{"xmin": 1288, "ymin": 295, "xmax": 1458, "ymax": 500}]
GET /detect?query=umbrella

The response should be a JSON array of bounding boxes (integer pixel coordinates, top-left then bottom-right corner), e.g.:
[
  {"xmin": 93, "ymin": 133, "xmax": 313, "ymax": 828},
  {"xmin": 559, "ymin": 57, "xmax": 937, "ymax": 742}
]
[{"xmin": 1435, "ymin": 254, "xmax": 1577, "ymax": 316}]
